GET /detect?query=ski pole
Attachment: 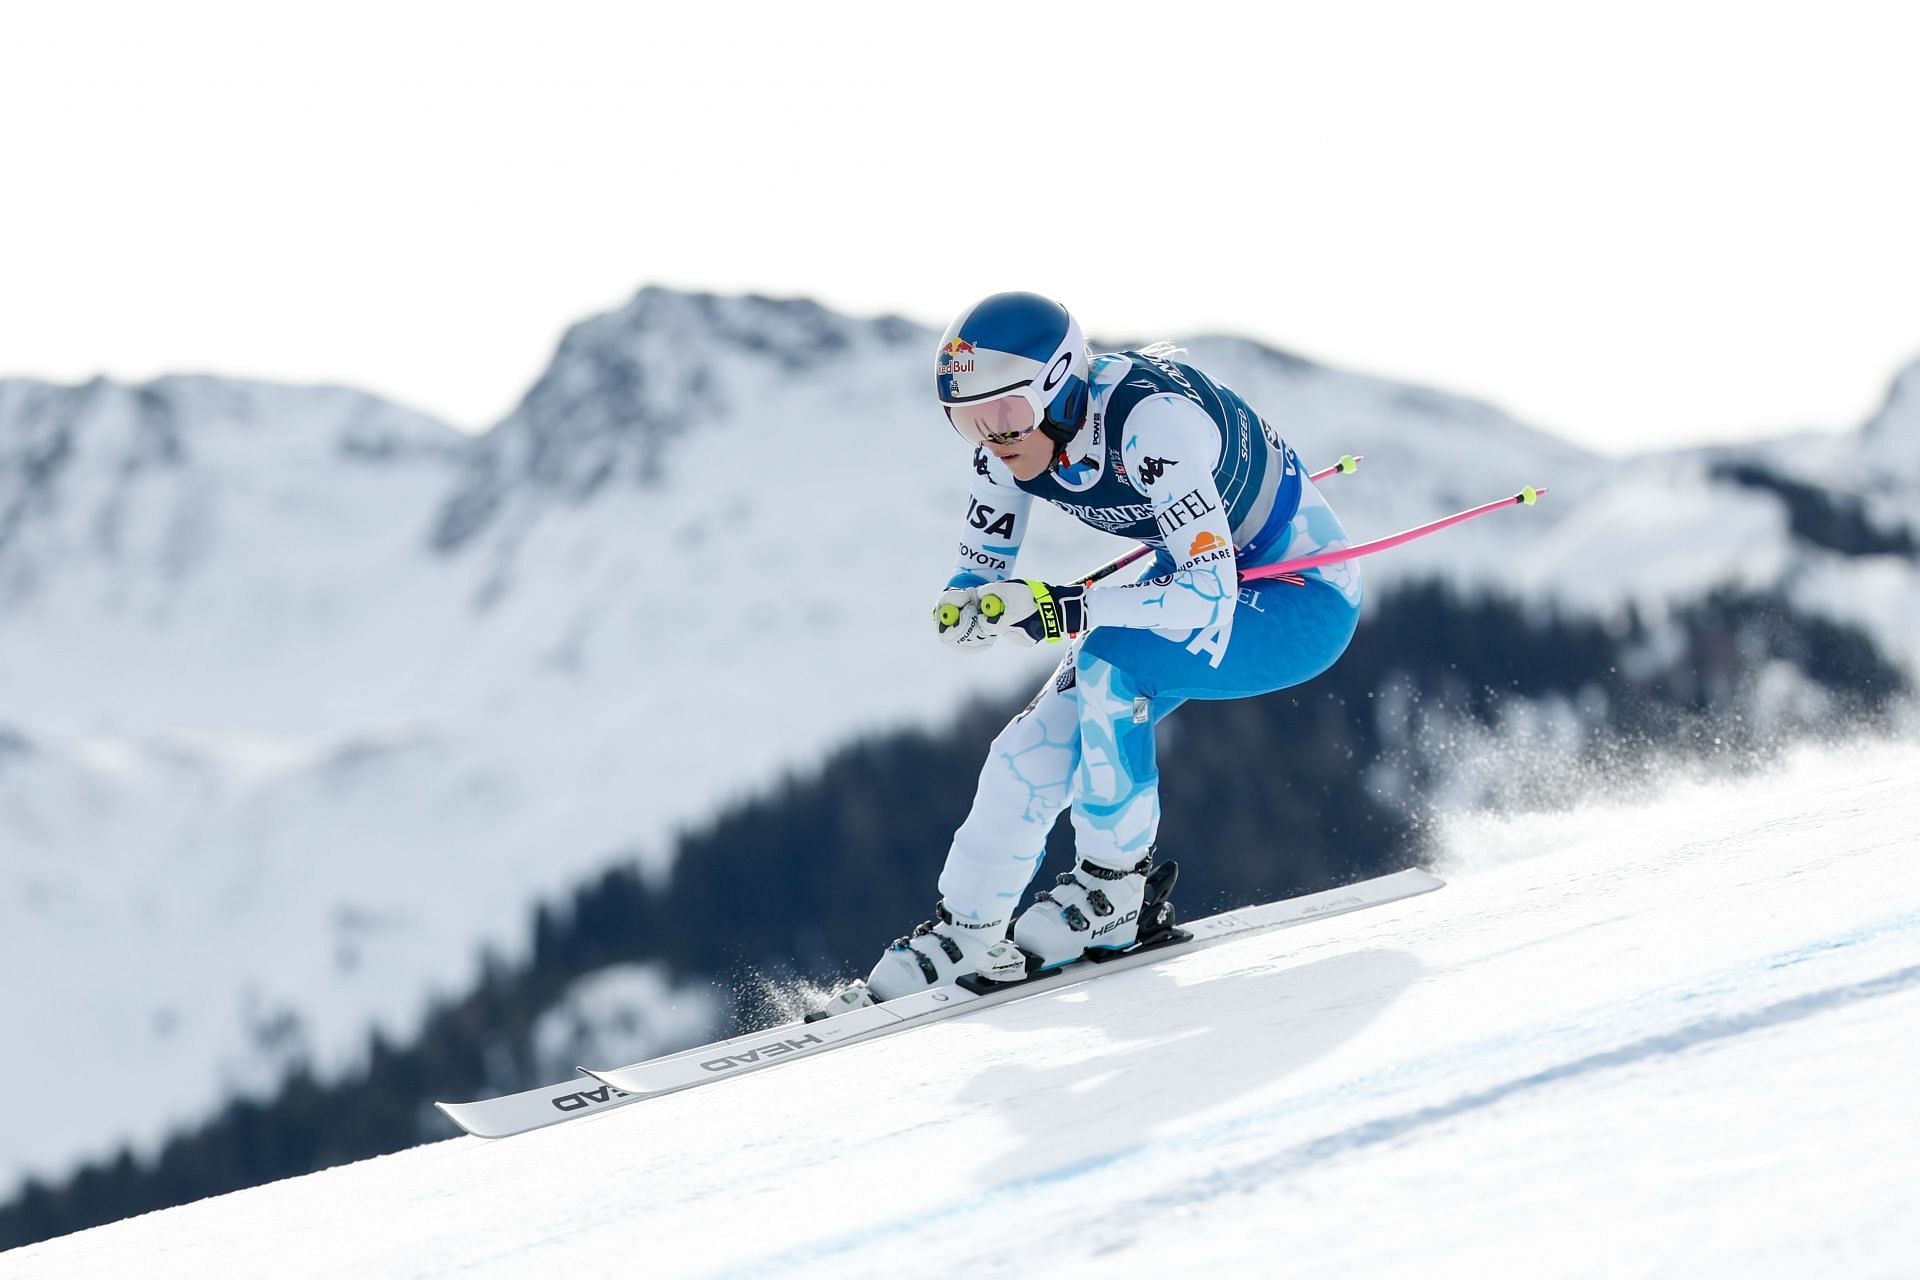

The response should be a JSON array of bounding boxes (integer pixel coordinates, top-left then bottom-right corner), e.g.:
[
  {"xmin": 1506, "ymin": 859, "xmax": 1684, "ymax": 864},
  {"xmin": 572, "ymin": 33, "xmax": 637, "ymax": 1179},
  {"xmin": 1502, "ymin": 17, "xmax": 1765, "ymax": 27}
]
[
  {"xmin": 1238, "ymin": 486, "xmax": 1547, "ymax": 584},
  {"xmin": 1077, "ymin": 454, "xmax": 1364, "ymax": 588}
]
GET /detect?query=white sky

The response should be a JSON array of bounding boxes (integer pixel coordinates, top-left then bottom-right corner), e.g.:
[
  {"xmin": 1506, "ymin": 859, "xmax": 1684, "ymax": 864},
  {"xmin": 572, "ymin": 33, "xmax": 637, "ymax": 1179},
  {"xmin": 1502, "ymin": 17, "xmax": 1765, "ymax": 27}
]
[{"xmin": 2, "ymin": 1, "xmax": 1916, "ymax": 455}]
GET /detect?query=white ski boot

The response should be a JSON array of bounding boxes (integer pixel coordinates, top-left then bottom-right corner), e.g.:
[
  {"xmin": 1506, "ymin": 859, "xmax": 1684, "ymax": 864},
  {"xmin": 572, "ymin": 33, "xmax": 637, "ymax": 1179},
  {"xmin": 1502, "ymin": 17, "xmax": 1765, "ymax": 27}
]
[
  {"xmin": 992, "ymin": 853, "xmax": 1180, "ymax": 976},
  {"xmin": 862, "ymin": 902, "xmax": 1010, "ymax": 1001}
]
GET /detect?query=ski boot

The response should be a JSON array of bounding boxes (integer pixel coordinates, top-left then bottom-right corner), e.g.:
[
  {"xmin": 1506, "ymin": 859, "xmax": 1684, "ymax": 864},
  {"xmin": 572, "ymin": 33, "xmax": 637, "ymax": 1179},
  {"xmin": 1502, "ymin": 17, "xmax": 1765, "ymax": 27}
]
[
  {"xmin": 808, "ymin": 902, "xmax": 1010, "ymax": 1019},
  {"xmin": 974, "ymin": 852, "xmax": 1181, "ymax": 983}
]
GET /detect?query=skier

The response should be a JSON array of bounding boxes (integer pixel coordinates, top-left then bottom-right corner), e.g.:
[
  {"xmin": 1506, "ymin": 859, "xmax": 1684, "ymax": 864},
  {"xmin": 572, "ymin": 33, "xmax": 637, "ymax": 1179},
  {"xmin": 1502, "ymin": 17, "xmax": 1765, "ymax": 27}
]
[{"xmin": 860, "ymin": 292, "xmax": 1364, "ymax": 1001}]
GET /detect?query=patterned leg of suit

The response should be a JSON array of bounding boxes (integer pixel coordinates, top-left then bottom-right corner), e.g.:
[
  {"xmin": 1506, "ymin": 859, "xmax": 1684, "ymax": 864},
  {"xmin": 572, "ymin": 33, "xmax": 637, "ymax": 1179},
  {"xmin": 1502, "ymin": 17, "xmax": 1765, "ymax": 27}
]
[
  {"xmin": 1065, "ymin": 646, "xmax": 1161, "ymax": 871},
  {"xmin": 939, "ymin": 574, "xmax": 1363, "ymax": 921},
  {"xmin": 937, "ymin": 656, "xmax": 1082, "ymax": 923}
]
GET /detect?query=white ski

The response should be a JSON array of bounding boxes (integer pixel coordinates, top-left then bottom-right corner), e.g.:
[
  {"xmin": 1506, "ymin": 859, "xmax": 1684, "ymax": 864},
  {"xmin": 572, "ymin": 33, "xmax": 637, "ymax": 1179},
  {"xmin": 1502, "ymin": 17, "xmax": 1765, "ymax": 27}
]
[{"xmin": 435, "ymin": 867, "xmax": 1443, "ymax": 1138}]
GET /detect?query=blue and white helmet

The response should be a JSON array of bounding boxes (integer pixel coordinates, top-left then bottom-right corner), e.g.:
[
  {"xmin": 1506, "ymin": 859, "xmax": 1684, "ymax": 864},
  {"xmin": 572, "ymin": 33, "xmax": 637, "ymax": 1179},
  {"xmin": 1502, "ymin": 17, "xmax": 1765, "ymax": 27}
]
[{"xmin": 935, "ymin": 292, "xmax": 1089, "ymax": 449}]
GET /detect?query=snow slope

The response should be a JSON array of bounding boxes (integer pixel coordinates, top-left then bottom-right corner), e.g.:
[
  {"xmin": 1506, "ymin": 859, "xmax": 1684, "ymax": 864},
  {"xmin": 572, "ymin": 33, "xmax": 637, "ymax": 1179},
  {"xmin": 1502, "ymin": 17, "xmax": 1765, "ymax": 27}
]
[
  {"xmin": 8, "ymin": 738, "xmax": 1916, "ymax": 1278},
  {"xmin": 2, "ymin": 290, "xmax": 1915, "ymax": 1203}
]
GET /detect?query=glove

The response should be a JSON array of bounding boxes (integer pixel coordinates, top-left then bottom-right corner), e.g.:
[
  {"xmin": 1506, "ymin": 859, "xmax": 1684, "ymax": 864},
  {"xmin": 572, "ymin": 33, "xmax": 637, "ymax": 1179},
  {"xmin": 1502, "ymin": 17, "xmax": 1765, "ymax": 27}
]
[
  {"xmin": 934, "ymin": 585, "xmax": 997, "ymax": 652},
  {"xmin": 978, "ymin": 580, "xmax": 1087, "ymax": 646}
]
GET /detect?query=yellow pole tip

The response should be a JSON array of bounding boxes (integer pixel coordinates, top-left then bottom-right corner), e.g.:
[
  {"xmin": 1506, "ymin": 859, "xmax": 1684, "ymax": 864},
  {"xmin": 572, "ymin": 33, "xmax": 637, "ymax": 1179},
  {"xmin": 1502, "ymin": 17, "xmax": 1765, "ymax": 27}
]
[
  {"xmin": 1340, "ymin": 454, "xmax": 1358, "ymax": 472},
  {"xmin": 1520, "ymin": 486, "xmax": 1540, "ymax": 505}
]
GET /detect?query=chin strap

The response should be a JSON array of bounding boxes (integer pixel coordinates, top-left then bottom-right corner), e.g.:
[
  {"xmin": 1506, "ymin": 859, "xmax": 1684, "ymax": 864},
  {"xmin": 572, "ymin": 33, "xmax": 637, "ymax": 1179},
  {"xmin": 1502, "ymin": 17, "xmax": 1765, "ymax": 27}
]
[{"xmin": 1042, "ymin": 417, "xmax": 1083, "ymax": 474}]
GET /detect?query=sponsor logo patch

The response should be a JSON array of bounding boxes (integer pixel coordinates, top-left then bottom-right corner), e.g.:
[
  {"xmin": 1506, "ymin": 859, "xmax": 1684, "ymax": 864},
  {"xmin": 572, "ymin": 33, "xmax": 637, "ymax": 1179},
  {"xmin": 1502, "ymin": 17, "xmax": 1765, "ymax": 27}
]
[
  {"xmin": 701, "ymin": 1033, "xmax": 826, "ymax": 1073},
  {"xmin": 959, "ymin": 542, "xmax": 1008, "ymax": 571},
  {"xmin": 552, "ymin": 1084, "xmax": 629, "ymax": 1113},
  {"xmin": 1155, "ymin": 487, "xmax": 1220, "ymax": 537},
  {"xmin": 966, "ymin": 498, "xmax": 1018, "ymax": 539},
  {"xmin": 1049, "ymin": 499, "xmax": 1156, "ymax": 530}
]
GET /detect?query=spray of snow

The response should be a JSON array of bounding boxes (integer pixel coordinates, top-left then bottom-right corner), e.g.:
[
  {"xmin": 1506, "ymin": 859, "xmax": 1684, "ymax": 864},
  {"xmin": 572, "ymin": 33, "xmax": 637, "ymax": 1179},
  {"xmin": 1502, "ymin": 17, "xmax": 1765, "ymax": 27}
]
[
  {"xmin": 1430, "ymin": 731, "xmax": 1920, "ymax": 880},
  {"xmin": 727, "ymin": 969, "xmax": 853, "ymax": 1032}
]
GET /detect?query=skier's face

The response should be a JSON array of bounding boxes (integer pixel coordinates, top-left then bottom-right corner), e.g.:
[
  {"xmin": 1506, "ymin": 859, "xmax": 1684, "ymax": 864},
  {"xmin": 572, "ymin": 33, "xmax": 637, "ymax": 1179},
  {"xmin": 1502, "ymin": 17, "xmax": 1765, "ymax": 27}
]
[
  {"xmin": 945, "ymin": 388, "xmax": 1054, "ymax": 481},
  {"xmin": 992, "ymin": 428, "xmax": 1056, "ymax": 481}
]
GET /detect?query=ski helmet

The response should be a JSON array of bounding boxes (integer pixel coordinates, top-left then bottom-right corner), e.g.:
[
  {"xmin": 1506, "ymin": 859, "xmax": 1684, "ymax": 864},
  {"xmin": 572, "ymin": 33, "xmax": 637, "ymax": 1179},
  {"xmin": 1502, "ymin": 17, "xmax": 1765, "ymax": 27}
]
[{"xmin": 935, "ymin": 292, "xmax": 1089, "ymax": 450}]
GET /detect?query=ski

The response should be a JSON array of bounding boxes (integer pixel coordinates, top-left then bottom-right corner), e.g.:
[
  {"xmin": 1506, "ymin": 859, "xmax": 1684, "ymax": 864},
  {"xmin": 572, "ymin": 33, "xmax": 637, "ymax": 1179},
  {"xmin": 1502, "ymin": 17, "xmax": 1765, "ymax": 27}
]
[
  {"xmin": 434, "ymin": 867, "xmax": 1443, "ymax": 1139},
  {"xmin": 434, "ymin": 1075, "xmax": 637, "ymax": 1141}
]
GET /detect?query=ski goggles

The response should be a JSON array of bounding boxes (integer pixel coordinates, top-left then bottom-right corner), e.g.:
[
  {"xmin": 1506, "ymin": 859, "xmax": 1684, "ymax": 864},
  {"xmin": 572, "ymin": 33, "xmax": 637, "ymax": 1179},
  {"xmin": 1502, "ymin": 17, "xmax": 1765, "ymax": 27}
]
[{"xmin": 944, "ymin": 385, "xmax": 1046, "ymax": 447}]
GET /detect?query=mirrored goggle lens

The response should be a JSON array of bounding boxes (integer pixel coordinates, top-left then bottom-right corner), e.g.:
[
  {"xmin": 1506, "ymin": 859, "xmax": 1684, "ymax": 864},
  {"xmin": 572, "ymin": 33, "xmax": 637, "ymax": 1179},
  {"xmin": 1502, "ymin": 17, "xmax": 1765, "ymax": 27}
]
[{"xmin": 945, "ymin": 393, "xmax": 1037, "ymax": 445}]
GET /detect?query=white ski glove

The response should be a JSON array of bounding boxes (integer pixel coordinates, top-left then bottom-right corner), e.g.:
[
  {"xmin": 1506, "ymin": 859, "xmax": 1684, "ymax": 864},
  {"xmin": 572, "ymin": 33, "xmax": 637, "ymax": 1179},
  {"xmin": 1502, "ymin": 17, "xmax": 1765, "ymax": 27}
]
[
  {"xmin": 934, "ymin": 585, "xmax": 997, "ymax": 652},
  {"xmin": 978, "ymin": 580, "xmax": 1088, "ymax": 646}
]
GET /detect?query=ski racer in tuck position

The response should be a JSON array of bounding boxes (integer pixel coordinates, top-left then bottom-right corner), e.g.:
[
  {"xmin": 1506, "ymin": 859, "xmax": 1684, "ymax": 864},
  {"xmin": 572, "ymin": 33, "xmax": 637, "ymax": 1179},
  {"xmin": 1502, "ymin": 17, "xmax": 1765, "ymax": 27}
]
[{"xmin": 851, "ymin": 291, "xmax": 1364, "ymax": 1003}]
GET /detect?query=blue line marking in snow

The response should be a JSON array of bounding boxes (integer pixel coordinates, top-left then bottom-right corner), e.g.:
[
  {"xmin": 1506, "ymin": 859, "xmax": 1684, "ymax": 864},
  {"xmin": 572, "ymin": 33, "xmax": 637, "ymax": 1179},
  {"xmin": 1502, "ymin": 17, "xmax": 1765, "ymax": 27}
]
[
  {"xmin": 1134, "ymin": 960, "xmax": 1920, "ymax": 1222},
  {"xmin": 721, "ymin": 903, "xmax": 1920, "ymax": 1279}
]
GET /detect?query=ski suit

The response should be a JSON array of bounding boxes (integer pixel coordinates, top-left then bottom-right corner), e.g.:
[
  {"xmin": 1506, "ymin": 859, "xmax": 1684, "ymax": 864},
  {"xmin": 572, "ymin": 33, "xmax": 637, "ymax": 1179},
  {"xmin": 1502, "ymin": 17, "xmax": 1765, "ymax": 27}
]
[{"xmin": 938, "ymin": 348, "xmax": 1364, "ymax": 923}]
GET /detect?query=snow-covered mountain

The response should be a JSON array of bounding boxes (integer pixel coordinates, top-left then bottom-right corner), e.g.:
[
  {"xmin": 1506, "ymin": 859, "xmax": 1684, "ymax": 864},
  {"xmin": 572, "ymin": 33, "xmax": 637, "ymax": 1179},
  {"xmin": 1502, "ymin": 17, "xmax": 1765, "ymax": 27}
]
[
  {"xmin": 0, "ymin": 294, "xmax": 1127, "ymax": 1194},
  {"xmin": 1191, "ymin": 336, "xmax": 1920, "ymax": 658},
  {"xmin": 6, "ymin": 739, "xmax": 1916, "ymax": 1277},
  {"xmin": 0, "ymin": 287, "xmax": 1915, "ymax": 1200}
]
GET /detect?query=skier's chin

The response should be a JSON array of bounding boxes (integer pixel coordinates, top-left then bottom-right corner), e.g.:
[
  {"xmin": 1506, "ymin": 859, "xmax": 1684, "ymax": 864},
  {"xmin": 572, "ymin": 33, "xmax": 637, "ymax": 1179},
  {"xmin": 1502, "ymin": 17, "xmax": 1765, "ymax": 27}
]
[{"xmin": 1000, "ymin": 449, "xmax": 1051, "ymax": 482}]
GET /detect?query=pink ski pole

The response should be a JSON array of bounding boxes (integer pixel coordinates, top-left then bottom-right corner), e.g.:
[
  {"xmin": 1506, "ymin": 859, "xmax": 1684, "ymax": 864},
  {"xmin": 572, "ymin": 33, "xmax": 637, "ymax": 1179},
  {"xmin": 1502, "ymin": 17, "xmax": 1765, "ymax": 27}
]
[
  {"xmin": 1078, "ymin": 454, "xmax": 1365, "ymax": 588},
  {"xmin": 1239, "ymin": 486, "xmax": 1548, "ymax": 584}
]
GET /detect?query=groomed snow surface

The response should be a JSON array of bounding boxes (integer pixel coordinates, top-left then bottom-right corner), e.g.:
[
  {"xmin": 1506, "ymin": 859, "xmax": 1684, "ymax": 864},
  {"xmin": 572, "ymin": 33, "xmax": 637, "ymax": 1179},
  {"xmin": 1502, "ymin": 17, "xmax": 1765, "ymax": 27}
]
[{"xmin": 8, "ymin": 739, "xmax": 1918, "ymax": 1278}]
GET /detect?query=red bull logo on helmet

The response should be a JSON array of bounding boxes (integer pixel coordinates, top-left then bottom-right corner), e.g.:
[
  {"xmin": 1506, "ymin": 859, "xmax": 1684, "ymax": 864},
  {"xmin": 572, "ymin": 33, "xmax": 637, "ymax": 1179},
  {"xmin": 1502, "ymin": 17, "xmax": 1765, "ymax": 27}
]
[{"xmin": 940, "ymin": 337, "xmax": 976, "ymax": 375}]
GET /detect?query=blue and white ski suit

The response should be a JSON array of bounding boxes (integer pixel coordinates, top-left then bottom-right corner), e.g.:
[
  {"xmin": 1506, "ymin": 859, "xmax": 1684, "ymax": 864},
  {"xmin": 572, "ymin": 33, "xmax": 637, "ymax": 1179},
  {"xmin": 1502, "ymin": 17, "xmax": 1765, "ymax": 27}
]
[{"xmin": 939, "ymin": 348, "xmax": 1364, "ymax": 923}]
